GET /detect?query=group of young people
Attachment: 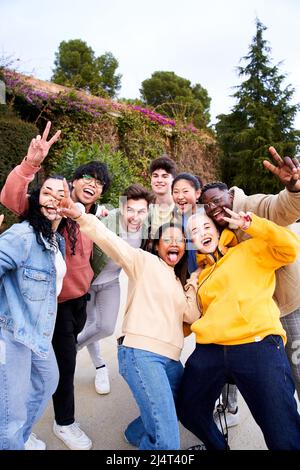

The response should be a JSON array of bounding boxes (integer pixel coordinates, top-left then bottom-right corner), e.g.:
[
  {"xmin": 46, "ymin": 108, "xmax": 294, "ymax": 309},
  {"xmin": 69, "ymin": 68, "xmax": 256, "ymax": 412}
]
[{"xmin": 1, "ymin": 121, "xmax": 300, "ymax": 450}]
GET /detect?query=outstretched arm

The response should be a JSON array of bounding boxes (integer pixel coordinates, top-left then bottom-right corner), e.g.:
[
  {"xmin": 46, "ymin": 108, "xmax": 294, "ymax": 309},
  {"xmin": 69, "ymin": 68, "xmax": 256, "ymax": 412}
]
[
  {"xmin": 0, "ymin": 121, "xmax": 61, "ymax": 215},
  {"xmin": 223, "ymin": 207, "xmax": 300, "ymax": 268},
  {"xmin": 54, "ymin": 180, "xmax": 143, "ymax": 278},
  {"xmin": 263, "ymin": 147, "xmax": 300, "ymax": 192}
]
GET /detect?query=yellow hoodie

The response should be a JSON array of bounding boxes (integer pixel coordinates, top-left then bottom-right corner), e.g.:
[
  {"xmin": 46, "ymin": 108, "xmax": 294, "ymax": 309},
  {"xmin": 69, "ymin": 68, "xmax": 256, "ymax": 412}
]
[{"xmin": 191, "ymin": 214, "xmax": 300, "ymax": 346}]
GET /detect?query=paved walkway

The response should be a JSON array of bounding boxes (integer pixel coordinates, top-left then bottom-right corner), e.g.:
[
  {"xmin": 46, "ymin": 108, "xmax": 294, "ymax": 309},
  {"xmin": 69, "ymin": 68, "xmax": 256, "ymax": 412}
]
[{"xmin": 33, "ymin": 263, "xmax": 300, "ymax": 450}]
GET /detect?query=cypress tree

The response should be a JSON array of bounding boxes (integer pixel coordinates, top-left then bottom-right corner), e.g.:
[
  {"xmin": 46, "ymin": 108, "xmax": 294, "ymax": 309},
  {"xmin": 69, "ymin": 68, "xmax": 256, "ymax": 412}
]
[{"xmin": 216, "ymin": 18, "xmax": 300, "ymax": 194}]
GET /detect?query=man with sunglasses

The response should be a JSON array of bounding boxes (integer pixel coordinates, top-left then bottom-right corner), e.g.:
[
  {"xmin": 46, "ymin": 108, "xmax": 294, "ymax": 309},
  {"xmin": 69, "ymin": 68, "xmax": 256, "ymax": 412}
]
[
  {"xmin": 199, "ymin": 146, "xmax": 300, "ymax": 434},
  {"xmin": 0, "ymin": 122, "xmax": 111, "ymax": 450}
]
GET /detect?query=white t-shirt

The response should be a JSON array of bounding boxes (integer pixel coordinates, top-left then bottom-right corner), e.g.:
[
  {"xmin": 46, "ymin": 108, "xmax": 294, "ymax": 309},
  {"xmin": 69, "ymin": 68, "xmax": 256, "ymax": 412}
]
[{"xmin": 55, "ymin": 248, "xmax": 67, "ymax": 296}]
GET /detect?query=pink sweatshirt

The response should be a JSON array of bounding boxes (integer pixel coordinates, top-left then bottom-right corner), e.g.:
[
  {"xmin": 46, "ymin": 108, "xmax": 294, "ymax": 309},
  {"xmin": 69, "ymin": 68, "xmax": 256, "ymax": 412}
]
[{"xmin": 0, "ymin": 159, "xmax": 94, "ymax": 302}]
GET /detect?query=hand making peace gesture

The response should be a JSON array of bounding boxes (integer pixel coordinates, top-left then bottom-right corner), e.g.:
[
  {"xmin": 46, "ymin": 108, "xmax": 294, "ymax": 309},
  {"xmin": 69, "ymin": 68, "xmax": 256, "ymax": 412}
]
[
  {"xmin": 25, "ymin": 121, "xmax": 61, "ymax": 168},
  {"xmin": 263, "ymin": 147, "xmax": 300, "ymax": 192}
]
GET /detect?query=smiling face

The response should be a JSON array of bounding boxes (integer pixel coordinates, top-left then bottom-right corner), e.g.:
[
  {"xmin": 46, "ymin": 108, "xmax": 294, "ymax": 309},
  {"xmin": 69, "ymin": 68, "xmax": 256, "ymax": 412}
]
[
  {"xmin": 202, "ymin": 188, "xmax": 233, "ymax": 227},
  {"xmin": 151, "ymin": 168, "xmax": 174, "ymax": 198},
  {"xmin": 188, "ymin": 213, "xmax": 220, "ymax": 254},
  {"xmin": 172, "ymin": 179, "xmax": 201, "ymax": 214},
  {"xmin": 71, "ymin": 174, "xmax": 103, "ymax": 209},
  {"xmin": 121, "ymin": 198, "xmax": 149, "ymax": 232},
  {"xmin": 156, "ymin": 226, "xmax": 186, "ymax": 267},
  {"xmin": 39, "ymin": 178, "xmax": 65, "ymax": 227}
]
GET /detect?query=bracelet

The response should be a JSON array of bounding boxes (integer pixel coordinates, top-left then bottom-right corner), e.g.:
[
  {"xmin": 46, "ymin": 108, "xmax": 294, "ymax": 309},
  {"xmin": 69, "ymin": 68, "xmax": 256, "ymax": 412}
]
[{"xmin": 241, "ymin": 214, "xmax": 252, "ymax": 230}]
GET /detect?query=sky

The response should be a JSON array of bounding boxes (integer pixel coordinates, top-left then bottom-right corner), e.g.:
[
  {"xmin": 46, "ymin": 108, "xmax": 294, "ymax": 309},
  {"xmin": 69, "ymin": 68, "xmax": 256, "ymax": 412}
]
[{"xmin": 1, "ymin": 0, "xmax": 300, "ymax": 128}]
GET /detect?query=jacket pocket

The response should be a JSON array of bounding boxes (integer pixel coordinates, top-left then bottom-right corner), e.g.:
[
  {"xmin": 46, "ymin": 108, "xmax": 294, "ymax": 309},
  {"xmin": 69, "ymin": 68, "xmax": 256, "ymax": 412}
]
[{"xmin": 22, "ymin": 268, "xmax": 50, "ymax": 301}]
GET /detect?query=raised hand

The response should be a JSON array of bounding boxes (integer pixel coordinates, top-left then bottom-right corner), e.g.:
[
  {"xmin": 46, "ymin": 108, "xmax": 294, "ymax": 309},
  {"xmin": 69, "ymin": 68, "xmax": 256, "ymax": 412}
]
[
  {"xmin": 222, "ymin": 207, "xmax": 252, "ymax": 230},
  {"xmin": 51, "ymin": 179, "xmax": 82, "ymax": 220},
  {"xmin": 263, "ymin": 147, "xmax": 300, "ymax": 191},
  {"xmin": 25, "ymin": 121, "xmax": 61, "ymax": 168}
]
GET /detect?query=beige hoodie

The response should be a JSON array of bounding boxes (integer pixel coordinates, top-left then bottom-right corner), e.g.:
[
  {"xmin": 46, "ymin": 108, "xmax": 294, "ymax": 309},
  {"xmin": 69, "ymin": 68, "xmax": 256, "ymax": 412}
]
[{"xmin": 77, "ymin": 213, "xmax": 200, "ymax": 360}]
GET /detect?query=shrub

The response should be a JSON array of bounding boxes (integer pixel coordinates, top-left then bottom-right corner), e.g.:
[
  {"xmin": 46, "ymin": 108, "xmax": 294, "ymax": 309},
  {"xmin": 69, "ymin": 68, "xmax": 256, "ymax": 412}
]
[
  {"xmin": 52, "ymin": 141, "xmax": 134, "ymax": 207},
  {"xmin": 0, "ymin": 105, "xmax": 38, "ymax": 231}
]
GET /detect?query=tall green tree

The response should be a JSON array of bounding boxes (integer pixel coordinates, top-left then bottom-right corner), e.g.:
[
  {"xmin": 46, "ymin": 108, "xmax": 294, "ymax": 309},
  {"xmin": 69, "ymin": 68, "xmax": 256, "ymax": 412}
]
[
  {"xmin": 140, "ymin": 71, "xmax": 211, "ymax": 129},
  {"xmin": 216, "ymin": 19, "xmax": 300, "ymax": 194},
  {"xmin": 95, "ymin": 52, "xmax": 121, "ymax": 97},
  {"xmin": 51, "ymin": 39, "xmax": 121, "ymax": 98}
]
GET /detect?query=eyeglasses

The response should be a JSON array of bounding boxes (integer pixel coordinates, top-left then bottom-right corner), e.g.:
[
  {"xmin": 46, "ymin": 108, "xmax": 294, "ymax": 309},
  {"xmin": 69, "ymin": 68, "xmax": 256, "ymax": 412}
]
[
  {"xmin": 81, "ymin": 174, "xmax": 103, "ymax": 188},
  {"xmin": 203, "ymin": 196, "xmax": 223, "ymax": 210},
  {"xmin": 162, "ymin": 237, "xmax": 185, "ymax": 244}
]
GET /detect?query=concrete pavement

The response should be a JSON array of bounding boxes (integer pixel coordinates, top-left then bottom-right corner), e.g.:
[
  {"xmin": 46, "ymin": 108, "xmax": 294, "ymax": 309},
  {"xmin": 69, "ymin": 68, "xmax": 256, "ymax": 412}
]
[{"xmin": 33, "ymin": 267, "xmax": 299, "ymax": 450}]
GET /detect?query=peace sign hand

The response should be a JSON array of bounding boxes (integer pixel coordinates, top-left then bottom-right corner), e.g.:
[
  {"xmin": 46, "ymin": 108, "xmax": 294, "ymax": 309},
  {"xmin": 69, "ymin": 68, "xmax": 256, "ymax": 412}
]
[
  {"xmin": 263, "ymin": 147, "xmax": 300, "ymax": 192},
  {"xmin": 26, "ymin": 121, "xmax": 61, "ymax": 168},
  {"xmin": 49, "ymin": 179, "xmax": 82, "ymax": 220},
  {"xmin": 222, "ymin": 207, "xmax": 252, "ymax": 230}
]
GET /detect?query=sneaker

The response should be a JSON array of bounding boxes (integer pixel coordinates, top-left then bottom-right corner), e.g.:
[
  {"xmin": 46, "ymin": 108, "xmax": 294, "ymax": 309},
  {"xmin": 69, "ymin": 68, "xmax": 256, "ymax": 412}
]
[
  {"xmin": 53, "ymin": 421, "xmax": 92, "ymax": 450},
  {"xmin": 24, "ymin": 432, "xmax": 46, "ymax": 450},
  {"xmin": 95, "ymin": 366, "xmax": 110, "ymax": 395},
  {"xmin": 187, "ymin": 441, "xmax": 207, "ymax": 451},
  {"xmin": 214, "ymin": 406, "xmax": 240, "ymax": 432}
]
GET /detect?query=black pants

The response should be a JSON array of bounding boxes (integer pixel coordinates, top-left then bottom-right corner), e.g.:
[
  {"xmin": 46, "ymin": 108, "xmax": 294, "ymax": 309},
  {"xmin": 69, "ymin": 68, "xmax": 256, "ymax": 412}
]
[{"xmin": 52, "ymin": 295, "xmax": 88, "ymax": 426}]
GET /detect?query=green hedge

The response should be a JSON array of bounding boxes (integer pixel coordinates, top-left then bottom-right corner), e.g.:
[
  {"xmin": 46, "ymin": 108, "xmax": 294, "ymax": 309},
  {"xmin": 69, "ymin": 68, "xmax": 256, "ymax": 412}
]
[{"xmin": 0, "ymin": 106, "xmax": 38, "ymax": 231}]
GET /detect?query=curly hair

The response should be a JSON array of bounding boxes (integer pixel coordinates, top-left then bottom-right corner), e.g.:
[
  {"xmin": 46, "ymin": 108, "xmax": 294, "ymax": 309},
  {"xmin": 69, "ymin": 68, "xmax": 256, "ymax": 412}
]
[
  {"xmin": 22, "ymin": 184, "xmax": 58, "ymax": 250},
  {"xmin": 57, "ymin": 217, "xmax": 79, "ymax": 255},
  {"xmin": 72, "ymin": 161, "xmax": 111, "ymax": 194},
  {"xmin": 22, "ymin": 175, "xmax": 79, "ymax": 254},
  {"xmin": 200, "ymin": 181, "xmax": 229, "ymax": 202}
]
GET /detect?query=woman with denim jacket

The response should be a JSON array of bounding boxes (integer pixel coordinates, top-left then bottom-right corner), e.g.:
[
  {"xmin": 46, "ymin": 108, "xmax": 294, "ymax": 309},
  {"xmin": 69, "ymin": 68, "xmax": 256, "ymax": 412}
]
[{"xmin": 0, "ymin": 176, "xmax": 66, "ymax": 450}]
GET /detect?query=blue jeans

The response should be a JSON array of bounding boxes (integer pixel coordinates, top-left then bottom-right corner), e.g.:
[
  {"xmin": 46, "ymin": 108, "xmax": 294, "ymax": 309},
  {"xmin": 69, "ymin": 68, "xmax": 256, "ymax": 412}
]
[
  {"xmin": 0, "ymin": 328, "xmax": 59, "ymax": 450},
  {"xmin": 118, "ymin": 346, "xmax": 183, "ymax": 450},
  {"xmin": 177, "ymin": 335, "xmax": 300, "ymax": 450}
]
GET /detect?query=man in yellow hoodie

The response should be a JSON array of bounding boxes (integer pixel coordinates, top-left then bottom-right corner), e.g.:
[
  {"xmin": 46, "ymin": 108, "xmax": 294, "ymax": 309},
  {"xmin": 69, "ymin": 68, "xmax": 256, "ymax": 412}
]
[
  {"xmin": 199, "ymin": 149, "xmax": 300, "ymax": 431},
  {"xmin": 177, "ymin": 209, "xmax": 300, "ymax": 450}
]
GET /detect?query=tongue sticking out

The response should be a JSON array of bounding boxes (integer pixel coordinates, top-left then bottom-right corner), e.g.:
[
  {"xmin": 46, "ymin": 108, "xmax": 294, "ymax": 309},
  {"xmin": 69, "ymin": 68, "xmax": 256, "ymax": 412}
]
[{"xmin": 168, "ymin": 253, "xmax": 178, "ymax": 263}]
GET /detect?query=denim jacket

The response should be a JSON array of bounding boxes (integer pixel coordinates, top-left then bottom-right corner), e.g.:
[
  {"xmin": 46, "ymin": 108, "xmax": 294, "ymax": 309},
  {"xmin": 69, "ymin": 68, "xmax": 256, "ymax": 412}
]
[{"xmin": 0, "ymin": 221, "xmax": 65, "ymax": 357}]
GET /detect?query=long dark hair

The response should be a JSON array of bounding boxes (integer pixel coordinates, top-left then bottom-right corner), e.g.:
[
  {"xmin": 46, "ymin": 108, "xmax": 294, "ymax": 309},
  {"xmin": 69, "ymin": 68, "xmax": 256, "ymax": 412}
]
[
  {"xmin": 21, "ymin": 176, "xmax": 62, "ymax": 250},
  {"xmin": 151, "ymin": 222, "xmax": 188, "ymax": 286},
  {"xmin": 22, "ymin": 175, "xmax": 78, "ymax": 253}
]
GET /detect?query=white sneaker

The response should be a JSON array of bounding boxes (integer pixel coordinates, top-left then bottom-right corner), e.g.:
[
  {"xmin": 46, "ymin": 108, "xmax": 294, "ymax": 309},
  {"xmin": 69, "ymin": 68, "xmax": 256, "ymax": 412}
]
[
  {"xmin": 53, "ymin": 421, "xmax": 92, "ymax": 450},
  {"xmin": 95, "ymin": 366, "xmax": 110, "ymax": 394},
  {"xmin": 214, "ymin": 407, "xmax": 240, "ymax": 433},
  {"xmin": 24, "ymin": 432, "xmax": 46, "ymax": 450},
  {"xmin": 187, "ymin": 442, "xmax": 207, "ymax": 450}
]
